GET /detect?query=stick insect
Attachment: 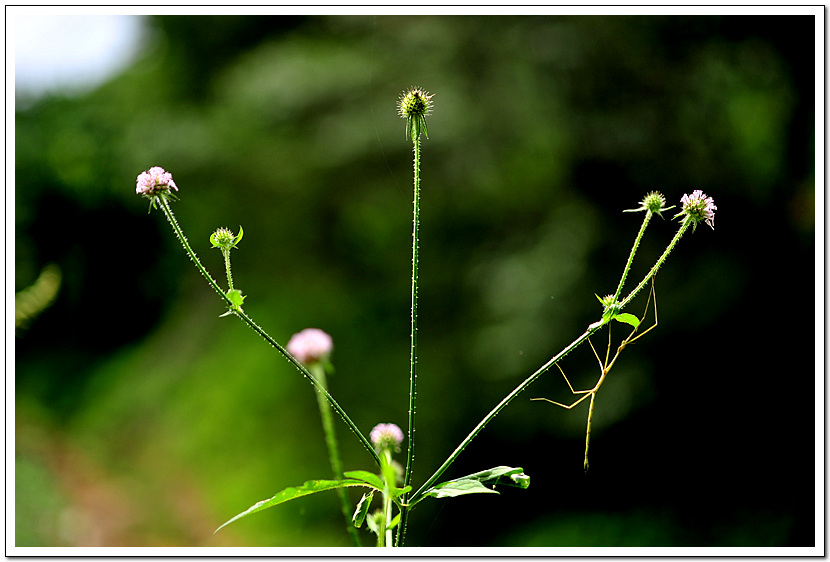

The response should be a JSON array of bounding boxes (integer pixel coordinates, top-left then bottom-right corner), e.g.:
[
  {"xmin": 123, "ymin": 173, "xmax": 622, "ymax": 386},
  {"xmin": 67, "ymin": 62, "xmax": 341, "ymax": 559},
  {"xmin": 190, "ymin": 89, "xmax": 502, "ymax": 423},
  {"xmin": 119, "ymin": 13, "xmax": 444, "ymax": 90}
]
[{"xmin": 532, "ymin": 280, "xmax": 659, "ymax": 472}]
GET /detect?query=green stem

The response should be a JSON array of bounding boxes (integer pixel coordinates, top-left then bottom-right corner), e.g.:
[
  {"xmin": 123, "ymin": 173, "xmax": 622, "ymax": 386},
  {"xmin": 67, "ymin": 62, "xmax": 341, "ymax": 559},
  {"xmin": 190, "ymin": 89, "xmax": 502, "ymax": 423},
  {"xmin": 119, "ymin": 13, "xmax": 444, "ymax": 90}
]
[
  {"xmin": 612, "ymin": 210, "xmax": 652, "ymax": 304},
  {"xmin": 378, "ymin": 450, "xmax": 394, "ymax": 547},
  {"xmin": 409, "ymin": 216, "xmax": 694, "ymax": 503},
  {"xmin": 160, "ymin": 198, "xmax": 228, "ymax": 302},
  {"xmin": 157, "ymin": 198, "xmax": 380, "ymax": 469},
  {"xmin": 619, "ymin": 218, "xmax": 691, "ymax": 310},
  {"xmin": 398, "ymin": 136, "xmax": 421, "ymax": 546},
  {"xmin": 410, "ymin": 324, "xmax": 601, "ymax": 504},
  {"xmin": 310, "ymin": 363, "xmax": 362, "ymax": 547},
  {"xmin": 223, "ymin": 249, "xmax": 234, "ymax": 291}
]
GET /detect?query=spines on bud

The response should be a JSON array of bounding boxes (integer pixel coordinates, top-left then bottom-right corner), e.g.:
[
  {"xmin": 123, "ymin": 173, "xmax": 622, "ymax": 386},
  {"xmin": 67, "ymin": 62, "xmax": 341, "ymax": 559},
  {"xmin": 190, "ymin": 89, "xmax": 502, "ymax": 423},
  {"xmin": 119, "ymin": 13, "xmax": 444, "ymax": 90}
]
[{"xmin": 398, "ymin": 87, "xmax": 435, "ymax": 143}]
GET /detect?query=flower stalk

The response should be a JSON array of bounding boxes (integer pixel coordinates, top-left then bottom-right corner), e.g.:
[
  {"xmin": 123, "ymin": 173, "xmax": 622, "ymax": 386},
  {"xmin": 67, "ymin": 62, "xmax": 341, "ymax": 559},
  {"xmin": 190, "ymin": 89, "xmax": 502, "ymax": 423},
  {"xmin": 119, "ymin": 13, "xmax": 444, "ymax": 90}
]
[
  {"xmin": 312, "ymin": 362, "xmax": 362, "ymax": 546},
  {"xmin": 396, "ymin": 87, "xmax": 434, "ymax": 546},
  {"xmin": 145, "ymin": 180, "xmax": 380, "ymax": 470}
]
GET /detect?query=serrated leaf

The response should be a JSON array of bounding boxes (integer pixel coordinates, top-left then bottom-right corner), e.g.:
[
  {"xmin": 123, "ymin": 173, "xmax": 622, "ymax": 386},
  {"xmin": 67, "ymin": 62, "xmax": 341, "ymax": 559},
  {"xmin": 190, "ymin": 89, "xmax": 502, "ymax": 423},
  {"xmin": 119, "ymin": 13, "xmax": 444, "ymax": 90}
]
[
  {"xmin": 352, "ymin": 492, "xmax": 373, "ymax": 528},
  {"xmin": 613, "ymin": 313, "xmax": 640, "ymax": 329},
  {"xmin": 214, "ymin": 478, "xmax": 372, "ymax": 534}
]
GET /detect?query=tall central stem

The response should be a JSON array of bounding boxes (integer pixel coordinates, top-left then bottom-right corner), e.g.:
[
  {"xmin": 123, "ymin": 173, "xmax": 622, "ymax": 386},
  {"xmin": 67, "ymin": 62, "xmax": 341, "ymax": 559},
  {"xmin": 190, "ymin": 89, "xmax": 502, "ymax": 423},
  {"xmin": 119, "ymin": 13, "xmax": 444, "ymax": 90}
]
[
  {"xmin": 406, "ymin": 138, "xmax": 421, "ymax": 490},
  {"xmin": 398, "ymin": 136, "xmax": 421, "ymax": 547}
]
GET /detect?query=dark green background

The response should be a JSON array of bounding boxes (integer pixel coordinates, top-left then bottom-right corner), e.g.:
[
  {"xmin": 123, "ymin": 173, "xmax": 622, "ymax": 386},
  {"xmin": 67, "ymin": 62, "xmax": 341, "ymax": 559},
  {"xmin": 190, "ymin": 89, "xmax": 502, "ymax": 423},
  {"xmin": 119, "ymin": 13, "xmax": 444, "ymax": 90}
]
[{"xmin": 15, "ymin": 14, "xmax": 816, "ymax": 548}]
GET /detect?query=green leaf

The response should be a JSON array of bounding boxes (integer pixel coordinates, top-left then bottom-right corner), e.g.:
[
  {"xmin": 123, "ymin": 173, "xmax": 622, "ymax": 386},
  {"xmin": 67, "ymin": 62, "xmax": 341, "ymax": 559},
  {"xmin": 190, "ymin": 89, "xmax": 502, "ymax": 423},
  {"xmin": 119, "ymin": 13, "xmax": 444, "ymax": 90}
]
[
  {"xmin": 426, "ymin": 479, "xmax": 499, "ymax": 498},
  {"xmin": 423, "ymin": 466, "xmax": 529, "ymax": 500},
  {"xmin": 352, "ymin": 491, "xmax": 373, "ymax": 528},
  {"xmin": 387, "ymin": 511, "xmax": 401, "ymax": 530},
  {"xmin": 390, "ymin": 485, "xmax": 412, "ymax": 499},
  {"xmin": 343, "ymin": 470, "xmax": 384, "ymax": 491},
  {"xmin": 226, "ymin": 289, "xmax": 245, "ymax": 308},
  {"xmin": 214, "ymin": 478, "xmax": 372, "ymax": 533},
  {"xmin": 613, "ymin": 313, "xmax": 640, "ymax": 329},
  {"xmin": 234, "ymin": 225, "xmax": 244, "ymax": 247}
]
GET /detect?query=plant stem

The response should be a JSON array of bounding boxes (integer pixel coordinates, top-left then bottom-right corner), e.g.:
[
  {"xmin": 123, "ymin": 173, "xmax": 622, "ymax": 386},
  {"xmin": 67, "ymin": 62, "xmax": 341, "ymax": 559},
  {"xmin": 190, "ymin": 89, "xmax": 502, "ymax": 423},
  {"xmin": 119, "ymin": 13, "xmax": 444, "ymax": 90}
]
[
  {"xmin": 410, "ymin": 324, "xmax": 601, "ymax": 504},
  {"xmin": 378, "ymin": 450, "xmax": 395, "ymax": 547},
  {"xmin": 158, "ymin": 198, "xmax": 381, "ymax": 469},
  {"xmin": 160, "ymin": 198, "xmax": 228, "ymax": 302},
  {"xmin": 620, "ymin": 218, "xmax": 690, "ymax": 310},
  {"xmin": 406, "ymin": 137, "xmax": 420, "ymax": 487},
  {"xmin": 398, "ymin": 136, "xmax": 421, "ymax": 545},
  {"xmin": 408, "ymin": 215, "xmax": 692, "ymax": 505},
  {"xmin": 612, "ymin": 210, "xmax": 652, "ymax": 304},
  {"xmin": 311, "ymin": 363, "xmax": 362, "ymax": 547},
  {"xmin": 223, "ymin": 249, "xmax": 235, "ymax": 290}
]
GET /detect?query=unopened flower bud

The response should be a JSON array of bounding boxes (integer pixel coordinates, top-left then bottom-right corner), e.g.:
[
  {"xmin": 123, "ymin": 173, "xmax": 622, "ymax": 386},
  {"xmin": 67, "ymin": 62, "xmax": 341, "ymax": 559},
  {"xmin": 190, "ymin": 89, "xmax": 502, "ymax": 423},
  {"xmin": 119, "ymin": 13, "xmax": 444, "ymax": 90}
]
[
  {"xmin": 398, "ymin": 87, "xmax": 434, "ymax": 143},
  {"xmin": 210, "ymin": 226, "xmax": 244, "ymax": 251},
  {"xmin": 624, "ymin": 191, "xmax": 671, "ymax": 217}
]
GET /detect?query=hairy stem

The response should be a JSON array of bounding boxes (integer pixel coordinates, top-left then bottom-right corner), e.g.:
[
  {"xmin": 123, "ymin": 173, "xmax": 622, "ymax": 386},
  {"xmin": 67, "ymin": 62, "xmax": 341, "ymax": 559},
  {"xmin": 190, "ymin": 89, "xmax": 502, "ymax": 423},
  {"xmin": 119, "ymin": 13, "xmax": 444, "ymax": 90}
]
[
  {"xmin": 223, "ymin": 249, "xmax": 234, "ymax": 291},
  {"xmin": 158, "ymin": 198, "xmax": 380, "ymax": 468},
  {"xmin": 612, "ymin": 210, "xmax": 652, "ymax": 304},
  {"xmin": 620, "ymin": 218, "xmax": 690, "ymax": 310},
  {"xmin": 398, "ymin": 136, "xmax": 421, "ymax": 546},
  {"xmin": 411, "ymin": 324, "xmax": 601, "ymax": 504}
]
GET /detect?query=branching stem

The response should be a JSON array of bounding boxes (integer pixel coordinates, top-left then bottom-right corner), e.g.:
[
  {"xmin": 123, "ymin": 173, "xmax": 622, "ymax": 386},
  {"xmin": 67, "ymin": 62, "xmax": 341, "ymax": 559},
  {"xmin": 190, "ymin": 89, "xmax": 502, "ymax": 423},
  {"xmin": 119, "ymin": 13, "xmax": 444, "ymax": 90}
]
[{"xmin": 157, "ymin": 198, "xmax": 380, "ymax": 469}]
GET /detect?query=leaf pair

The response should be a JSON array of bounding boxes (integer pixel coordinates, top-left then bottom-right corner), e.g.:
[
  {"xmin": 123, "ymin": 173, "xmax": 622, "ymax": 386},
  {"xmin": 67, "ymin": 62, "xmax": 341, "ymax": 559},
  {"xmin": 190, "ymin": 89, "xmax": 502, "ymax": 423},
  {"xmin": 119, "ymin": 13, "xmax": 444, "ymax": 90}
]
[{"xmin": 215, "ymin": 466, "xmax": 529, "ymax": 534}]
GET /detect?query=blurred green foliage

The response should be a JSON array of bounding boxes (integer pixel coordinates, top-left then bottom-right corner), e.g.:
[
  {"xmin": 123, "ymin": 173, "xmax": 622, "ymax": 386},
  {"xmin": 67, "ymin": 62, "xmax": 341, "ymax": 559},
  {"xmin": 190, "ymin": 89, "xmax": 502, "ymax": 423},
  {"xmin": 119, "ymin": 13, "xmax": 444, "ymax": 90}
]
[{"xmin": 15, "ymin": 14, "xmax": 815, "ymax": 548}]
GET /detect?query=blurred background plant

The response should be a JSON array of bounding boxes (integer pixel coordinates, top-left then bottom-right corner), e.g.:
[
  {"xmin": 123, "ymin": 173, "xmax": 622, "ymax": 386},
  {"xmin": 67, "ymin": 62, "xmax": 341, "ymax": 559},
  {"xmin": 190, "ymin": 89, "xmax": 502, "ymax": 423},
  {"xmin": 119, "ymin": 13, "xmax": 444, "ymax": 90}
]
[{"xmin": 13, "ymin": 13, "xmax": 816, "ymax": 548}]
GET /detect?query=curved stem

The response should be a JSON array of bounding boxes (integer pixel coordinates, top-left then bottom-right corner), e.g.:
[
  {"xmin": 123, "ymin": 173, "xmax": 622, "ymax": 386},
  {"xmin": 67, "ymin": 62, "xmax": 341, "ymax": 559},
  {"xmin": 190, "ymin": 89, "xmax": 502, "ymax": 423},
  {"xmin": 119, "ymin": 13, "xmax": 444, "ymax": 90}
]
[{"xmin": 158, "ymin": 198, "xmax": 380, "ymax": 468}]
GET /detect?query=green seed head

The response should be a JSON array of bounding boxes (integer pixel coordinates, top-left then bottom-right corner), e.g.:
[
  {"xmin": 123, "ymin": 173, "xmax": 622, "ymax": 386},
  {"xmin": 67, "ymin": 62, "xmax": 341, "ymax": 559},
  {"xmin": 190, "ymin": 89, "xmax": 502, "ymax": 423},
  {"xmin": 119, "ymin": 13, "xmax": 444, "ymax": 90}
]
[
  {"xmin": 642, "ymin": 191, "xmax": 668, "ymax": 215},
  {"xmin": 624, "ymin": 191, "xmax": 672, "ymax": 217},
  {"xmin": 210, "ymin": 225, "xmax": 243, "ymax": 251},
  {"xmin": 398, "ymin": 87, "xmax": 434, "ymax": 143}
]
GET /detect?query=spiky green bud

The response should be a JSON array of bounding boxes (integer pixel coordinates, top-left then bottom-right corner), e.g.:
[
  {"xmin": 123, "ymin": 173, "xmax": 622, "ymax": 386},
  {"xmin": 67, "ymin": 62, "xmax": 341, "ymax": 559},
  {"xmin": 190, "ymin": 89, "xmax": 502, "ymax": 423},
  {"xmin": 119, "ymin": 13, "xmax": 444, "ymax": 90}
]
[{"xmin": 398, "ymin": 87, "xmax": 434, "ymax": 143}]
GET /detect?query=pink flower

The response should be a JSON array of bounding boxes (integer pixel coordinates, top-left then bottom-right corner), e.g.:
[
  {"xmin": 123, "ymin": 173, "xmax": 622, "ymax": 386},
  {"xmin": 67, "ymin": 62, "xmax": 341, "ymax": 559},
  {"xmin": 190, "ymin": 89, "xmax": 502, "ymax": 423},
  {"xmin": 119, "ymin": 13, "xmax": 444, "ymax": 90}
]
[
  {"xmin": 370, "ymin": 423, "xmax": 404, "ymax": 452},
  {"xmin": 286, "ymin": 328, "xmax": 333, "ymax": 365},
  {"xmin": 136, "ymin": 166, "xmax": 178, "ymax": 196},
  {"xmin": 678, "ymin": 189, "xmax": 717, "ymax": 230}
]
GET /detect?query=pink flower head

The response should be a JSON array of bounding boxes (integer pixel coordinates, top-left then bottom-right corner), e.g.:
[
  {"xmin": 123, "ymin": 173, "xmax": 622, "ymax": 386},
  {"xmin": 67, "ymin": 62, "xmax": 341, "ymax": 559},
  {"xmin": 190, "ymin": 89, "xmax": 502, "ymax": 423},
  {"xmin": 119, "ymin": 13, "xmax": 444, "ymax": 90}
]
[
  {"xmin": 286, "ymin": 328, "xmax": 333, "ymax": 365},
  {"xmin": 677, "ymin": 189, "xmax": 717, "ymax": 230},
  {"xmin": 136, "ymin": 166, "xmax": 178, "ymax": 197},
  {"xmin": 370, "ymin": 423, "xmax": 404, "ymax": 452}
]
